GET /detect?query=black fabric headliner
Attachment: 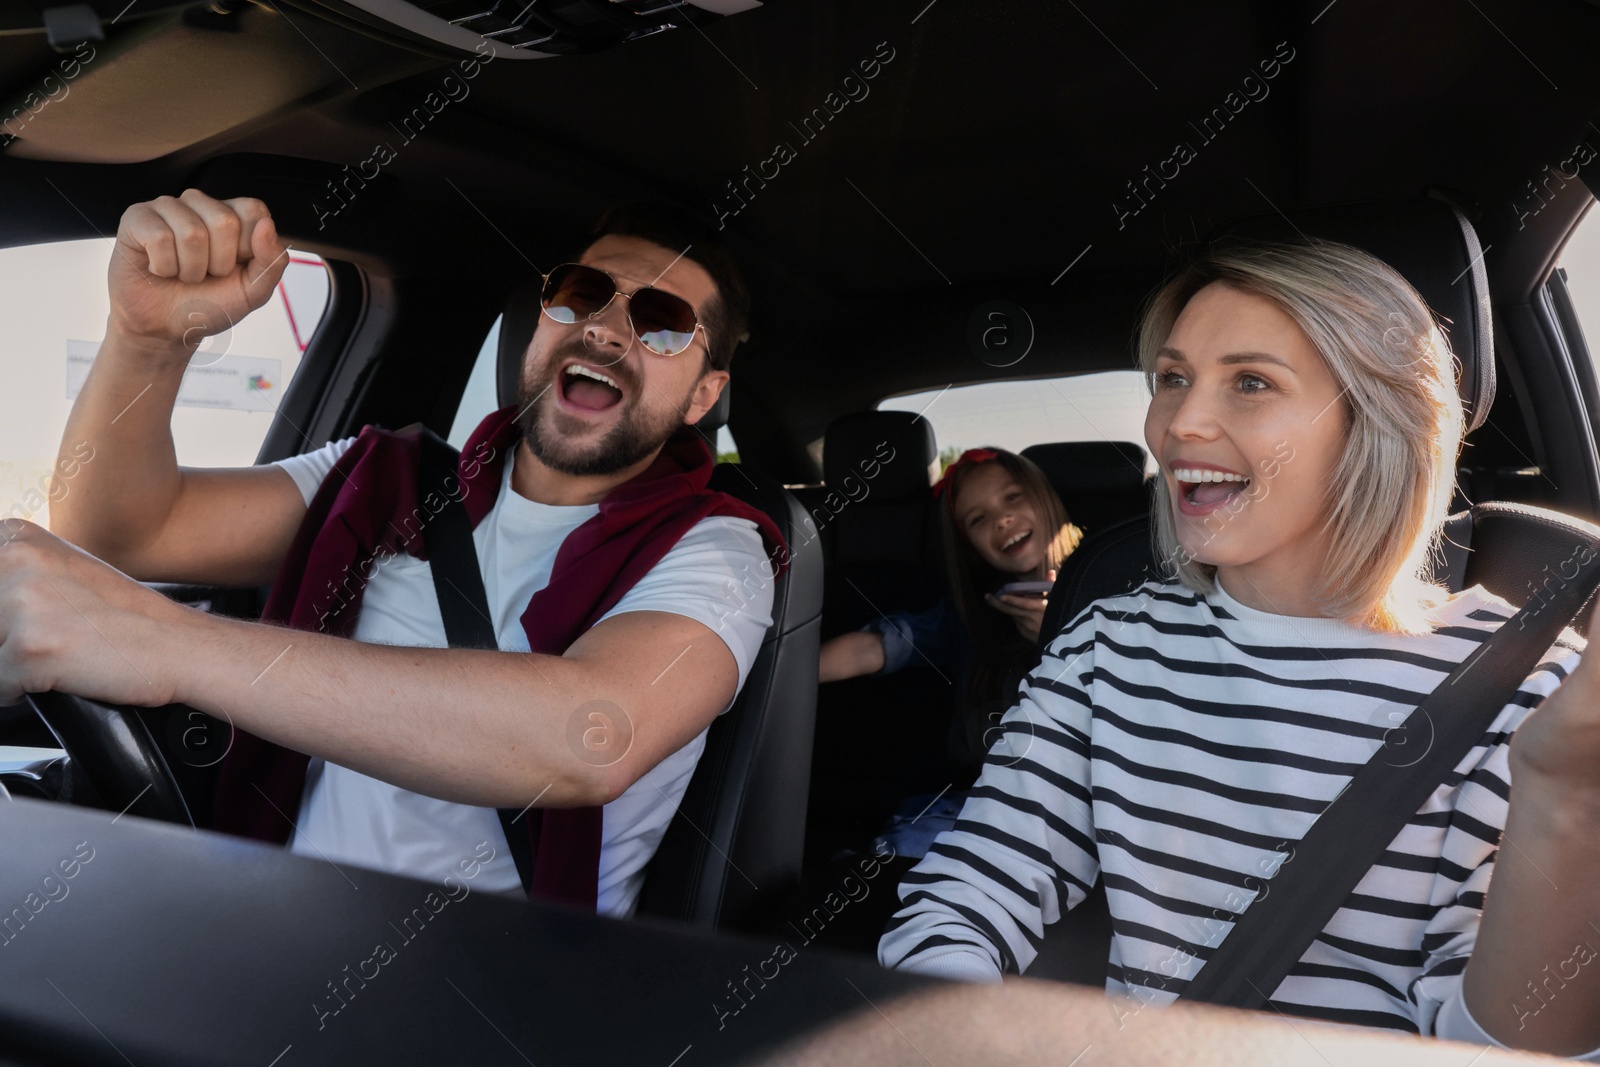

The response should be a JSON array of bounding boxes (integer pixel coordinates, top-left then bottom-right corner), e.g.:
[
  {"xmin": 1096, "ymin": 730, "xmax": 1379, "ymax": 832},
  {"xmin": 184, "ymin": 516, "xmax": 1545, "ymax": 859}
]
[{"xmin": 1, "ymin": 0, "xmax": 1598, "ymax": 454}]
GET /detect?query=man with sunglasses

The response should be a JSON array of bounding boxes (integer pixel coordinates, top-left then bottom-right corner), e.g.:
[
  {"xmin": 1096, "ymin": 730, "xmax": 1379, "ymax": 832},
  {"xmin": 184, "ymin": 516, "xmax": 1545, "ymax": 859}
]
[{"xmin": 12, "ymin": 189, "xmax": 783, "ymax": 918}]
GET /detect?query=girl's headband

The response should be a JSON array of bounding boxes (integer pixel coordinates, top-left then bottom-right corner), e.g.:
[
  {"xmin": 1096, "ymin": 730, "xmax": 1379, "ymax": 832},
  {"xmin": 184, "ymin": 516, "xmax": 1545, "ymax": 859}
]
[{"xmin": 932, "ymin": 447, "xmax": 1001, "ymax": 501}]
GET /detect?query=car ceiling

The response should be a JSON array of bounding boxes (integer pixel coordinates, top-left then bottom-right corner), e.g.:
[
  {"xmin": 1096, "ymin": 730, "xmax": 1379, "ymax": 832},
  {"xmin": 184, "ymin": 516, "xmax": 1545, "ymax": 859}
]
[{"xmin": 2, "ymin": 0, "xmax": 1600, "ymax": 474}]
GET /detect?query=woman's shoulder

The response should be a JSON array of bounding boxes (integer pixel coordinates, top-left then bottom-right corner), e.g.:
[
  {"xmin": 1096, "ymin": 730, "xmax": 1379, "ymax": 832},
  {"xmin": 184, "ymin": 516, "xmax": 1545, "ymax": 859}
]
[
  {"xmin": 1440, "ymin": 584, "xmax": 1583, "ymax": 640},
  {"xmin": 1054, "ymin": 577, "xmax": 1200, "ymax": 635},
  {"xmin": 1436, "ymin": 583, "xmax": 1517, "ymax": 625},
  {"xmin": 1437, "ymin": 583, "xmax": 1586, "ymax": 670}
]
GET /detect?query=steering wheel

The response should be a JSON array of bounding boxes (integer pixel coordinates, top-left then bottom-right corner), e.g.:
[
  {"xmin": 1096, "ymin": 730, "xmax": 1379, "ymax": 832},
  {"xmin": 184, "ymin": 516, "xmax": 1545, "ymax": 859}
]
[{"xmin": 27, "ymin": 692, "xmax": 196, "ymax": 826}]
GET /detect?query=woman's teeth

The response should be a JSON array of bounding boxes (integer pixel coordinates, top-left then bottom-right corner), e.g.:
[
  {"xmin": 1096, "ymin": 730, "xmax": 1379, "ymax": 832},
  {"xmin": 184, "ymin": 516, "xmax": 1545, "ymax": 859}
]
[
  {"xmin": 1176, "ymin": 467, "xmax": 1256, "ymax": 508},
  {"xmin": 1172, "ymin": 468, "xmax": 1249, "ymax": 484}
]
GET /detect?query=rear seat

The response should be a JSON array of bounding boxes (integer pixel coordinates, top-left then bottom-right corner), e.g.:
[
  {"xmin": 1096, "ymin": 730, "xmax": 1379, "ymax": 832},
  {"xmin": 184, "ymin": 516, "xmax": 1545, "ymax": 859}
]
[
  {"xmin": 1021, "ymin": 439, "xmax": 1153, "ymax": 535},
  {"xmin": 800, "ymin": 430, "xmax": 1159, "ymax": 864},
  {"xmin": 770, "ymin": 429, "xmax": 1158, "ymax": 952},
  {"xmin": 795, "ymin": 411, "xmax": 963, "ymax": 865},
  {"xmin": 807, "ymin": 412, "xmax": 943, "ymax": 629}
]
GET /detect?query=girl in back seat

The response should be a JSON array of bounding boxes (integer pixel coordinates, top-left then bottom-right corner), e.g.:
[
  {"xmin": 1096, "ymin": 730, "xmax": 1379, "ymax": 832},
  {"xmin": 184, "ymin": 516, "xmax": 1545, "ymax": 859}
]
[{"xmin": 819, "ymin": 447, "xmax": 1083, "ymax": 856}]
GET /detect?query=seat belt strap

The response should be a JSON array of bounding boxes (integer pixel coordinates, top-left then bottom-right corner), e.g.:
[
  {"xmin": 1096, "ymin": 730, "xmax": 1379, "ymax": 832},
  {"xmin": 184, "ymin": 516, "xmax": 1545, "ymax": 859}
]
[
  {"xmin": 414, "ymin": 428, "xmax": 536, "ymax": 897},
  {"xmin": 1180, "ymin": 541, "xmax": 1600, "ymax": 1009}
]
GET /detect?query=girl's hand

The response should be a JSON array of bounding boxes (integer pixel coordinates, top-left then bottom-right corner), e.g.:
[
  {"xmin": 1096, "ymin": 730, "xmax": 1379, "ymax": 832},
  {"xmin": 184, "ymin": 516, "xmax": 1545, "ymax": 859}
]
[{"xmin": 985, "ymin": 569, "xmax": 1056, "ymax": 644}]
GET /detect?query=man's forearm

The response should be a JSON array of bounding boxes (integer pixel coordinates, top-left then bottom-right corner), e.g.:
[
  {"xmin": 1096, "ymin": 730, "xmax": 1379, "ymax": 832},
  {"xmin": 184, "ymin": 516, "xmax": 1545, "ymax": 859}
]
[
  {"xmin": 51, "ymin": 325, "xmax": 189, "ymax": 561},
  {"xmin": 1462, "ymin": 708, "xmax": 1600, "ymax": 1055},
  {"xmin": 167, "ymin": 608, "xmax": 620, "ymax": 809},
  {"xmin": 154, "ymin": 600, "xmax": 742, "ymax": 812}
]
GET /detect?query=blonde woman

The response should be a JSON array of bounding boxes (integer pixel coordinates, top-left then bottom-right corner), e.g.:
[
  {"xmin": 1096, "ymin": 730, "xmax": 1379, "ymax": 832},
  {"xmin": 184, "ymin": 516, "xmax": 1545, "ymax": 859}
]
[{"xmin": 877, "ymin": 239, "xmax": 1600, "ymax": 1059}]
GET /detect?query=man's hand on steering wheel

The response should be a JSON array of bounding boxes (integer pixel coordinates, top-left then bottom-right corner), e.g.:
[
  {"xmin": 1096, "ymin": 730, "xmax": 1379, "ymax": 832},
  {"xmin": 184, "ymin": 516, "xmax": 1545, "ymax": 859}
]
[{"xmin": 0, "ymin": 518, "xmax": 187, "ymax": 707}]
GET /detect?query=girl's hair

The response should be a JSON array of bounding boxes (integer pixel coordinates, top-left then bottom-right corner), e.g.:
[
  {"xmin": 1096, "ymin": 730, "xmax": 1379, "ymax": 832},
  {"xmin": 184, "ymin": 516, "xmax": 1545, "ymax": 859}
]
[
  {"xmin": 937, "ymin": 449, "xmax": 1083, "ymax": 756},
  {"xmin": 1135, "ymin": 238, "xmax": 1465, "ymax": 634}
]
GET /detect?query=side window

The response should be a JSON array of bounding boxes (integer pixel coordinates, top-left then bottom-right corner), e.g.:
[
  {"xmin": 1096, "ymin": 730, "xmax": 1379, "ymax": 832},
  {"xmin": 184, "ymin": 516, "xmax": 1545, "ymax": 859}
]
[
  {"xmin": 1558, "ymin": 204, "xmax": 1600, "ymax": 359},
  {"xmin": 0, "ymin": 237, "xmax": 329, "ymax": 527},
  {"xmin": 449, "ymin": 314, "xmax": 743, "ymax": 462},
  {"xmin": 878, "ymin": 369, "xmax": 1155, "ymax": 472}
]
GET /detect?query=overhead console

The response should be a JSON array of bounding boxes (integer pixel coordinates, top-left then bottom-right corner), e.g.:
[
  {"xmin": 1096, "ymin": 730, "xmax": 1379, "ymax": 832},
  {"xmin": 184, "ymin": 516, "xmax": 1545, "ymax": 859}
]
[
  {"xmin": 0, "ymin": 0, "xmax": 766, "ymax": 57},
  {"xmin": 302, "ymin": 0, "xmax": 768, "ymax": 60}
]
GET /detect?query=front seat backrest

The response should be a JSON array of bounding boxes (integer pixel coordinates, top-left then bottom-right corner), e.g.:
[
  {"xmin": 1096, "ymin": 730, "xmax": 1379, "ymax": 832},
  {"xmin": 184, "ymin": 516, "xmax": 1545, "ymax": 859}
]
[{"xmin": 635, "ymin": 464, "xmax": 823, "ymax": 931}]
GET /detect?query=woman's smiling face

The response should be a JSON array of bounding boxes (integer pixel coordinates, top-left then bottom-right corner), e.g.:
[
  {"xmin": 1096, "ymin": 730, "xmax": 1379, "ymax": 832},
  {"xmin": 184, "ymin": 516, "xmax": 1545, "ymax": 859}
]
[{"xmin": 1144, "ymin": 281, "xmax": 1350, "ymax": 613}]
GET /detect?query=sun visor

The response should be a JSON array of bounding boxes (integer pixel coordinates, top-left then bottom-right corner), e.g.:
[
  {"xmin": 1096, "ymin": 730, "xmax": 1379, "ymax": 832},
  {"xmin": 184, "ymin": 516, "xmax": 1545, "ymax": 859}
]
[
  {"xmin": 0, "ymin": 6, "xmax": 356, "ymax": 164},
  {"xmin": 0, "ymin": 0, "xmax": 194, "ymax": 37}
]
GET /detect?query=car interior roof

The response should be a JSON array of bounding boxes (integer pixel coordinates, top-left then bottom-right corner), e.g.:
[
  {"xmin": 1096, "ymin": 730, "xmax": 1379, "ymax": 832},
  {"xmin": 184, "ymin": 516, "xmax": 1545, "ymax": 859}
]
[{"xmin": 2, "ymin": 0, "xmax": 1600, "ymax": 477}]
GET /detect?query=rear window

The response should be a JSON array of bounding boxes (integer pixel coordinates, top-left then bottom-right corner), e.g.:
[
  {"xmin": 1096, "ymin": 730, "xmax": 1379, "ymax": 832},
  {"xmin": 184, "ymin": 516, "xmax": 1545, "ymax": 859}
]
[{"xmin": 879, "ymin": 369, "xmax": 1154, "ymax": 469}]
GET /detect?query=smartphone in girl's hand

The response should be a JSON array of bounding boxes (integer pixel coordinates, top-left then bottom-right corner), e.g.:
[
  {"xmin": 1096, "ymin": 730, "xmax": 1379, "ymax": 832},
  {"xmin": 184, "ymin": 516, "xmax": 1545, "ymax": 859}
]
[{"xmin": 995, "ymin": 580, "xmax": 1053, "ymax": 599}]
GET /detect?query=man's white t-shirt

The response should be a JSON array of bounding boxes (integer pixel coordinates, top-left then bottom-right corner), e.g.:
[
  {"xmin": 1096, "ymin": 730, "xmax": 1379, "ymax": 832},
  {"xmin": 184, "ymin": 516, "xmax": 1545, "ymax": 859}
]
[{"xmin": 272, "ymin": 437, "xmax": 774, "ymax": 917}]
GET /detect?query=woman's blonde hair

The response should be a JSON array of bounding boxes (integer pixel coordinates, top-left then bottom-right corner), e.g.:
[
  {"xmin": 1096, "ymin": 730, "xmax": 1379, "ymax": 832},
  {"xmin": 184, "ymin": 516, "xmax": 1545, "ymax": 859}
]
[{"xmin": 1136, "ymin": 238, "xmax": 1465, "ymax": 634}]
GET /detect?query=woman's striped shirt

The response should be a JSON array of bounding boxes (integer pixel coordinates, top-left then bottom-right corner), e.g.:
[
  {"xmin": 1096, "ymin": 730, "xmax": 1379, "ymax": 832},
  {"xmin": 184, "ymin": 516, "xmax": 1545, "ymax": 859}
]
[{"xmin": 877, "ymin": 577, "xmax": 1587, "ymax": 1048}]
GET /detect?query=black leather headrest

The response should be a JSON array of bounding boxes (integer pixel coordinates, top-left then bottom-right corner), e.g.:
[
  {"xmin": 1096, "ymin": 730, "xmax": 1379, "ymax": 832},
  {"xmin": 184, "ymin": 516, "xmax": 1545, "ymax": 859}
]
[
  {"xmin": 696, "ymin": 383, "xmax": 730, "ymax": 434},
  {"xmin": 823, "ymin": 411, "xmax": 938, "ymax": 501},
  {"xmin": 496, "ymin": 274, "xmax": 541, "ymax": 411},
  {"xmin": 1021, "ymin": 441, "xmax": 1148, "ymax": 494},
  {"xmin": 1212, "ymin": 198, "xmax": 1495, "ymax": 433},
  {"xmin": 494, "ymin": 273, "xmax": 730, "ymax": 435}
]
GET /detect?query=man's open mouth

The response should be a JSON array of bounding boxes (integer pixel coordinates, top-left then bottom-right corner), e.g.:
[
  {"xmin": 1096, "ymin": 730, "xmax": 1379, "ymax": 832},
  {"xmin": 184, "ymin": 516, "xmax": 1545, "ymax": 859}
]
[
  {"xmin": 560, "ymin": 363, "xmax": 625, "ymax": 412},
  {"xmin": 1173, "ymin": 466, "xmax": 1252, "ymax": 508}
]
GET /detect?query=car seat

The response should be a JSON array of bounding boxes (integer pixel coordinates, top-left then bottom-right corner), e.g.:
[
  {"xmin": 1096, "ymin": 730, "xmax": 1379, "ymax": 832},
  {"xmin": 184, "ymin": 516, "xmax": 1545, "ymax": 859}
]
[{"xmin": 494, "ymin": 276, "xmax": 824, "ymax": 931}]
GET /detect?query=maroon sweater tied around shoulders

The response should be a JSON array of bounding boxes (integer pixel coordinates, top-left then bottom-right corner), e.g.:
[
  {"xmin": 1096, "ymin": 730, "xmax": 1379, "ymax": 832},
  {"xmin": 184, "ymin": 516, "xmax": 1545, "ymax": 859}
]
[{"xmin": 211, "ymin": 404, "xmax": 786, "ymax": 910}]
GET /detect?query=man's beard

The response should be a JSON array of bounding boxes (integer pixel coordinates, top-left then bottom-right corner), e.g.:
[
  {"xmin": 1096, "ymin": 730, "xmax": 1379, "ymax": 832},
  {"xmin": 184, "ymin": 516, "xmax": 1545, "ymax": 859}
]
[{"xmin": 515, "ymin": 344, "xmax": 691, "ymax": 477}]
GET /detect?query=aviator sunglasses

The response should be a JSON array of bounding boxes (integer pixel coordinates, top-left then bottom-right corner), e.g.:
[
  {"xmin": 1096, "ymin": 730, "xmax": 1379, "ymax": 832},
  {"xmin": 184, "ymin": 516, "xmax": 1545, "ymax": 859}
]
[{"xmin": 539, "ymin": 262, "xmax": 710, "ymax": 358}]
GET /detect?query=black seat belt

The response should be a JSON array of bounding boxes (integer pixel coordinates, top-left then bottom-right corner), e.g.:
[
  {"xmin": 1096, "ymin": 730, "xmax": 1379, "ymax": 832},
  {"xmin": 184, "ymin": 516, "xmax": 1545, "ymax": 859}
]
[
  {"xmin": 414, "ymin": 427, "xmax": 536, "ymax": 896},
  {"xmin": 1180, "ymin": 543, "xmax": 1600, "ymax": 1010}
]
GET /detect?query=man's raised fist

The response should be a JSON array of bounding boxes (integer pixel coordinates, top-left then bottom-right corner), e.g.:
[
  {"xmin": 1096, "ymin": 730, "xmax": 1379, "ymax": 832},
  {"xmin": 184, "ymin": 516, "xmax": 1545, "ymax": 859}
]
[{"xmin": 107, "ymin": 188, "xmax": 290, "ymax": 354}]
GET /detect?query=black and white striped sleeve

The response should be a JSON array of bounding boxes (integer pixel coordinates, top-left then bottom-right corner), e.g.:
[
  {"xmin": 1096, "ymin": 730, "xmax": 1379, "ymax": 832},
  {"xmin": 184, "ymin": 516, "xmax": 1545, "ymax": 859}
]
[
  {"xmin": 877, "ymin": 608, "xmax": 1104, "ymax": 983},
  {"xmin": 1423, "ymin": 644, "xmax": 1600, "ymax": 1061}
]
